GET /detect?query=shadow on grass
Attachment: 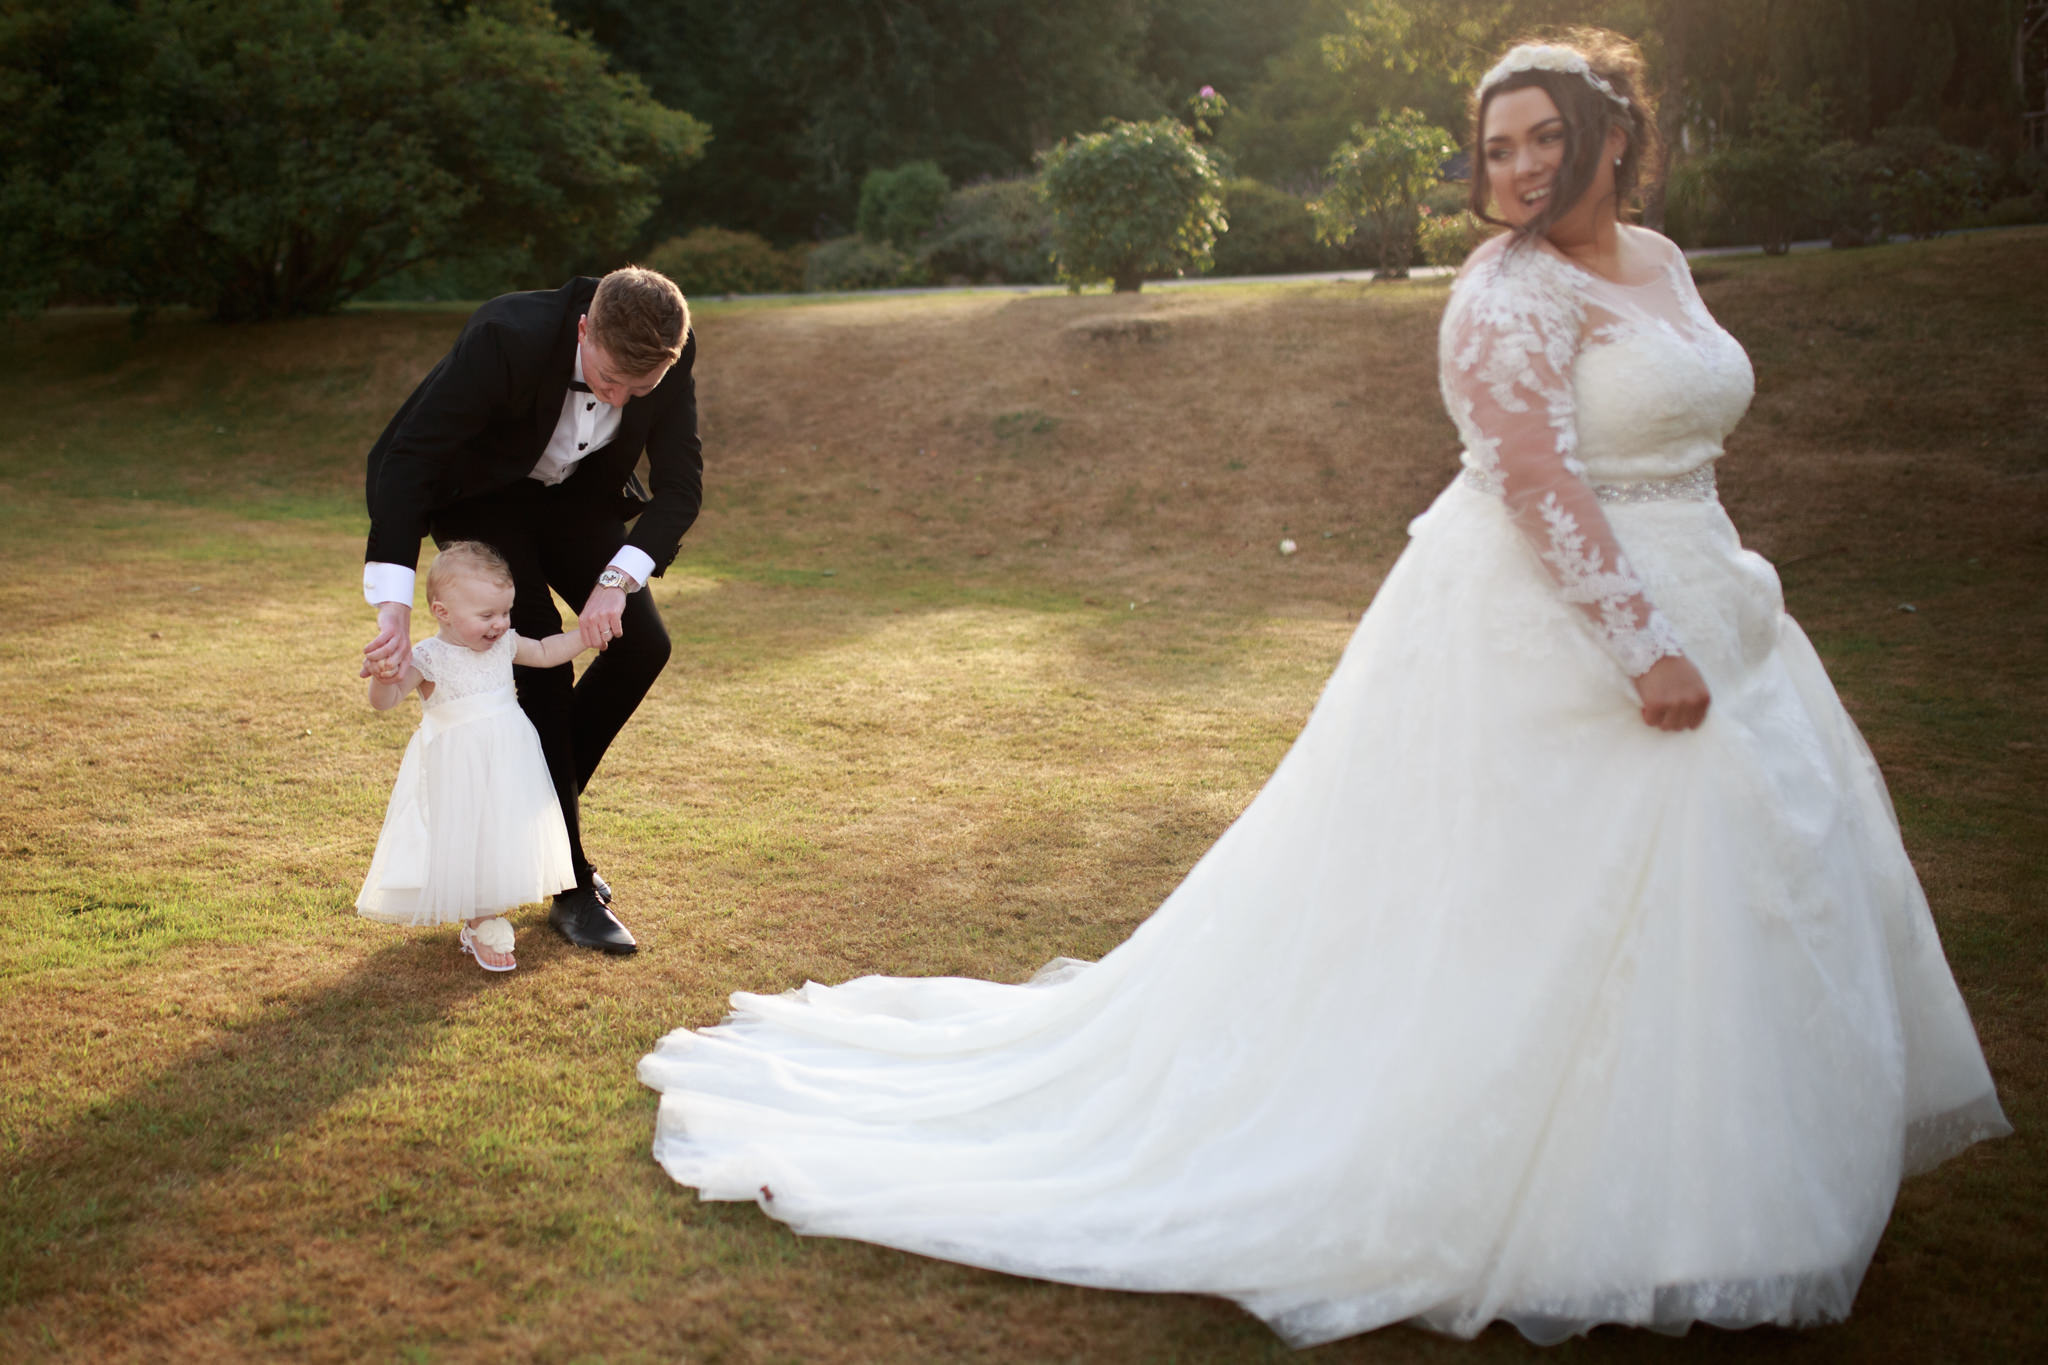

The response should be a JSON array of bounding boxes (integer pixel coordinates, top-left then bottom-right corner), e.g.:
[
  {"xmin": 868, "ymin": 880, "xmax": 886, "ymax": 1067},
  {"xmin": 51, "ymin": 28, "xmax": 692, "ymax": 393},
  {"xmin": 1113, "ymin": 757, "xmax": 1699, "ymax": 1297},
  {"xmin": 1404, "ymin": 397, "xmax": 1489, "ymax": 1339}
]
[{"xmin": 0, "ymin": 939, "xmax": 491, "ymax": 1309}]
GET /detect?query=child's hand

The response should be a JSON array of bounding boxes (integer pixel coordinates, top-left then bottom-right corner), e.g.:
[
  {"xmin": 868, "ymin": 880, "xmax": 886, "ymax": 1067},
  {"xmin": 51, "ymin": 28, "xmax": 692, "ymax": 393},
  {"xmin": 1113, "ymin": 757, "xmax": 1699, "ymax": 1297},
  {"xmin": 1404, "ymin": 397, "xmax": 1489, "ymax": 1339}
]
[{"xmin": 368, "ymin": 656, "xmax": 403, "ymax": 683}]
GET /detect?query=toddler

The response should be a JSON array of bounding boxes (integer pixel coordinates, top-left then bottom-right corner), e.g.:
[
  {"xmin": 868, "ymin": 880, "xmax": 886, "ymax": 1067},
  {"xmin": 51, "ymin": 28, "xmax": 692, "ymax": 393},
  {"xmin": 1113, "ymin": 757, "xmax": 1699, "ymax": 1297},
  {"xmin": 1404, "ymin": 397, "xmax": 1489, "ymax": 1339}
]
[{"xmin": 356, "ymin": 541, "xmax": 590, "ymax": 970}]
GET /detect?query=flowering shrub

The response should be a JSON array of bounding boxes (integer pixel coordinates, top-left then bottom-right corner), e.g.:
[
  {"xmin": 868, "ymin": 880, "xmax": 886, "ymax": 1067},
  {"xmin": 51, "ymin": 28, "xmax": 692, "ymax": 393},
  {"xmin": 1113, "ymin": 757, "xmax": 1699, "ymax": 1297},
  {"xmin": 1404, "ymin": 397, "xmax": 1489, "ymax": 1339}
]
[
  {"xmin": 1310, "ymin": 109, "xmax": 1456, "ymax": 278},
  {"xmin": 1039, "ymin": 116, "xmax": 1227, "ymax": 292},
  {"xmin": 1417, "ymin": 202, "xmax": 1485, "ymax": 268}
]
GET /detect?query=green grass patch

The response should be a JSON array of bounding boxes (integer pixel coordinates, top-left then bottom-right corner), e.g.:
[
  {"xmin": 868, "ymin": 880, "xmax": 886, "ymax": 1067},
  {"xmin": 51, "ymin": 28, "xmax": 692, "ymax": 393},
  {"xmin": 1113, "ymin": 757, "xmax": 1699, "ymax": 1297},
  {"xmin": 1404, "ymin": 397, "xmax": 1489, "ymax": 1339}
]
[{"xmin": 2, "ymin": 230, "xmax": 2044, "ymax": 1361}]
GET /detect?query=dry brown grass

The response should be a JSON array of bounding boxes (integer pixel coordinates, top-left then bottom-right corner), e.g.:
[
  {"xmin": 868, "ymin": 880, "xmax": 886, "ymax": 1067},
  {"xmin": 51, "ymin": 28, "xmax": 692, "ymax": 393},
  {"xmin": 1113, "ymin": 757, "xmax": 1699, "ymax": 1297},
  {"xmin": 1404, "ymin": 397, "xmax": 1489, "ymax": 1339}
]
[{"xmin": 1, "ymin": 229, "xmax": 2043, "ymax": 1362}]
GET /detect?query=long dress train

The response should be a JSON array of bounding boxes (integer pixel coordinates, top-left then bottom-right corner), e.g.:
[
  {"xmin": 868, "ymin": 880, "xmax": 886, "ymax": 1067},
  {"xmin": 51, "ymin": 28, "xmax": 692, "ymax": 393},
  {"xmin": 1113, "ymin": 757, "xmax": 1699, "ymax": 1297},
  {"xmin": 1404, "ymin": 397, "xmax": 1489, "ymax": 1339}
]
[{"xmin": 637, "ymin": 230, "xmax": 2009, "ymax": 1346}]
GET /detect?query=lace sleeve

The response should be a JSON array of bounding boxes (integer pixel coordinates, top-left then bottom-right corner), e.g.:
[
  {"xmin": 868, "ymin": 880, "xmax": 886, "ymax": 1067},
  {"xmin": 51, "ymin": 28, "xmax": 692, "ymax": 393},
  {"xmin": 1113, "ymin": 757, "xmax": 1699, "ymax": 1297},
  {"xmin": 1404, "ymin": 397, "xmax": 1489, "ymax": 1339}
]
[
  {"xmin": 1438, "ymin": 246, "xmax": 1685, "ymax": 676},
  {"xmin": 409, "ymin": 637, "xmax": 440, "ymax": 682}
]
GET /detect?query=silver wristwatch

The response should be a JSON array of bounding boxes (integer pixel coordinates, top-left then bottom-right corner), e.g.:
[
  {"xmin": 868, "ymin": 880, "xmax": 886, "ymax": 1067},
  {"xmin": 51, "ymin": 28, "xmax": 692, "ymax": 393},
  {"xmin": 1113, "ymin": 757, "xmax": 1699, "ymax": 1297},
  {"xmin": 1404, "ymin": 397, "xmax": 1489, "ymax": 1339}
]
[{"xmin": 596, "ymin": 567, "xmax": 640, "ymax": 593}]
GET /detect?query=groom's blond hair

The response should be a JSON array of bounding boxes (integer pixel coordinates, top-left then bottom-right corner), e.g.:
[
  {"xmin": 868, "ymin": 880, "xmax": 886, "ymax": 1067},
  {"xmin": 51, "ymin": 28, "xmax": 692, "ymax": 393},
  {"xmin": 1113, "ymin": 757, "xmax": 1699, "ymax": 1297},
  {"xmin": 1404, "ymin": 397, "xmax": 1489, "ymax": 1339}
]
[{"xmin": 588, "ymin": 266, "xmax": 690, "ymax": 377}]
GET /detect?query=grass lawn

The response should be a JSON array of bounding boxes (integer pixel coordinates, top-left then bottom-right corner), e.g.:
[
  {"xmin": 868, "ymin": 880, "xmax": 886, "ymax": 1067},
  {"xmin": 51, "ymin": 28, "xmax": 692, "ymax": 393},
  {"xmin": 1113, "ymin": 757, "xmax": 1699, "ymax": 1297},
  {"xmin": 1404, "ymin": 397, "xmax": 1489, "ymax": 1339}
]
[{"xmin": 1, "ymin": 229, "xmax": 2043, "ymax": 1363}]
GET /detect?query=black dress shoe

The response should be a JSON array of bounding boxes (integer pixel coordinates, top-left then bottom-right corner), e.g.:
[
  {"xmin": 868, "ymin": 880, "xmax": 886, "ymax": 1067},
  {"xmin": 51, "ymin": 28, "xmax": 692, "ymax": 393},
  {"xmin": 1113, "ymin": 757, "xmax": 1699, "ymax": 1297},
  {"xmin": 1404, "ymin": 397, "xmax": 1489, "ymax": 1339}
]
[
  {"xmin": 589, "ymin": 867, "xmax": 613, "ymax": 908},
  {"xmin": 550, "ymin": 886, "xmax": 638, "ymax": 955}
]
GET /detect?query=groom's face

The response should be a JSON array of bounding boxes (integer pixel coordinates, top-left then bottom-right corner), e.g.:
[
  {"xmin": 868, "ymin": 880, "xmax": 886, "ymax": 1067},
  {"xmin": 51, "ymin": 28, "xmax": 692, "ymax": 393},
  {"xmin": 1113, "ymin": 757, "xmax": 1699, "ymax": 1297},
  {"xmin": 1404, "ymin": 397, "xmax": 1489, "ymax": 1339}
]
[{"xmin": 577, "ymin": 316, "xmax": 674, "ymax": 408}]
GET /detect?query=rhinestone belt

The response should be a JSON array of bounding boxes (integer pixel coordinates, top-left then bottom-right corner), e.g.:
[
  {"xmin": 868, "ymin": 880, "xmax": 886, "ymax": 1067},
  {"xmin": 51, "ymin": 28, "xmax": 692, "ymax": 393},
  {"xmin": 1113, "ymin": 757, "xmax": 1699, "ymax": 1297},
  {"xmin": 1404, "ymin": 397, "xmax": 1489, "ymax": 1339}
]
[{"xmin": 1591, "ymin": 464, "xmax": 1718, "ymax": 504}]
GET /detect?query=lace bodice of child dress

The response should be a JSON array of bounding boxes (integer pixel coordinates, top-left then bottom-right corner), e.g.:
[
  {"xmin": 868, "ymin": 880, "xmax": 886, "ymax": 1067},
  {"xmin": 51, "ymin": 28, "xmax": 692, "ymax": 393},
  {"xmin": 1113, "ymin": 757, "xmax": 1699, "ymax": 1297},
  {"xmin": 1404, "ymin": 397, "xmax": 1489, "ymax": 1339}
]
[
  {"xmin": 1439, "ymin": 228, "xmax": 1755, "ymax": 675},
  {"xmin": 410, "ymin": 631, "xmax": 518, "ymax": 702}
]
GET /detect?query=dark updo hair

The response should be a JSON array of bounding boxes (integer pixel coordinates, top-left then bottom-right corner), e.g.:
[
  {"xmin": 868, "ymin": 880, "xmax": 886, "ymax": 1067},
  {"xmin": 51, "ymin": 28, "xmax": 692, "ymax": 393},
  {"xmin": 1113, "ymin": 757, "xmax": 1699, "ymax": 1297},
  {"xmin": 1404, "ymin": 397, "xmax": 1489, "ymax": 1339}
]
[{"xmin": 1467, "ymin": 27, "xmax": 1660, "ymax": 246}]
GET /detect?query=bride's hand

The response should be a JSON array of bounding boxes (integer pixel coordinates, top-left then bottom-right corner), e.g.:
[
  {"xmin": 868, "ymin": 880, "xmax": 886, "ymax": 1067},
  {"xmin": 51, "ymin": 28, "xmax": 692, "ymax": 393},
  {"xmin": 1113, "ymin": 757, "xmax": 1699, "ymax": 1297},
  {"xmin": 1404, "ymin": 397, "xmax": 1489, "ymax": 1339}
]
[{"xmin": 1635, "ymin": 655, "xmax": 1711, "ymax": 731}]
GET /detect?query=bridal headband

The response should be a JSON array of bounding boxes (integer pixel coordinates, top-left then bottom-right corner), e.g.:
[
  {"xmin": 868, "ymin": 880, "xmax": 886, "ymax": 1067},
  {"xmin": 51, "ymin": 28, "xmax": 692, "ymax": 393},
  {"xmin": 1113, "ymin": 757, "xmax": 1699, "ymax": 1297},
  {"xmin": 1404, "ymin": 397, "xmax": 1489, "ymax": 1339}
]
[{"xmin": 1479, "ymin": 44, "xmax": 1632, "ymax": 111}]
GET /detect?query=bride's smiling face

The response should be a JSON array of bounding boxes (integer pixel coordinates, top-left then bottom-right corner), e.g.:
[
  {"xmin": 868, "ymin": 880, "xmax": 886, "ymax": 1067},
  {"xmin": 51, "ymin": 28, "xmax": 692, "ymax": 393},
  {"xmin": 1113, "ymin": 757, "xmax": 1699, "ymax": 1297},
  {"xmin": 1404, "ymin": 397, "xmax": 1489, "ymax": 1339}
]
[{"xmin": 1482, "ymin": 86, "xmax": 1570, "ymax": 228}]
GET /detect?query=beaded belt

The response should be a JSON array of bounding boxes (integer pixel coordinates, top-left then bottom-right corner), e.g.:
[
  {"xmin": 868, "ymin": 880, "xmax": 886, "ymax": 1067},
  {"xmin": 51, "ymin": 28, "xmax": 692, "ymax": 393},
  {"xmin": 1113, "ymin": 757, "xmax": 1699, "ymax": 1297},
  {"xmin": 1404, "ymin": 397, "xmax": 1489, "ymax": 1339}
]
[{"xmin": 1590, "ymin": 464, "xmax": 1718, "ymax": 504}]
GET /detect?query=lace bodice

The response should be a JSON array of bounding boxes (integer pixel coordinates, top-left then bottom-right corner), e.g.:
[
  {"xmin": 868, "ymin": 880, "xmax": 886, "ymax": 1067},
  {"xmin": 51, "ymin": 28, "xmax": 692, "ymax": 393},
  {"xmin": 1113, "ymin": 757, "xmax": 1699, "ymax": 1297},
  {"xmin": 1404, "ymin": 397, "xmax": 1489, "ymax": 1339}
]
[
  {"xmin": 1439, "ymin": 228, "xmax": 1755, "ymax": 674},
  {"xmin": 411, "ymin": 631, "xmax": 519, "ymax": 704}
]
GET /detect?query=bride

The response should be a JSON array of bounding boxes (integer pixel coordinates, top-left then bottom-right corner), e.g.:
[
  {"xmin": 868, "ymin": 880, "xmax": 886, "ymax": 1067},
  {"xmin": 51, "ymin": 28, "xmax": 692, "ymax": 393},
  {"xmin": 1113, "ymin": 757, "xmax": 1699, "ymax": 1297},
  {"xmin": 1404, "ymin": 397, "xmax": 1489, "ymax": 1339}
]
[{"xmin": 638, "ymin": 30, "xmax": 2009, "ymax": 1346}]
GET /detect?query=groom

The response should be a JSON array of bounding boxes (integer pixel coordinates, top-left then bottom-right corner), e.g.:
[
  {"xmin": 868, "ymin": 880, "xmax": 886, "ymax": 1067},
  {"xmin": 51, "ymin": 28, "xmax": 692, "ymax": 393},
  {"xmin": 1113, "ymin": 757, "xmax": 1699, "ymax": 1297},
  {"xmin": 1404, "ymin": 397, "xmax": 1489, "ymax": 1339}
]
[{"xmin": 360, "ymin": 266, "xmax": 703, "ymax": 955}]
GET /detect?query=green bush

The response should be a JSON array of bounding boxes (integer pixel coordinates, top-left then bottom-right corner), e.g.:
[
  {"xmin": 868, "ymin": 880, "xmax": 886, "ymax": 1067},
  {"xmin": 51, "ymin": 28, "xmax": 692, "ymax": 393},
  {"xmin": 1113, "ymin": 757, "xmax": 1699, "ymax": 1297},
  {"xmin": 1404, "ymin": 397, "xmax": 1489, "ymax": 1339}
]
[
  {"xmin": 1310, "ymin": 109, "xmax": 1455, "ymax": 278},
  {"xmin": 1660, "ymin": 155, "xmax": 1723, "ymax": 249},
  {"xmin": 1977, "ymin": 151, "xmax": 2048, "ymax": 226},
  {"xmin": 645, "ymin": 228, "xmax": 805, "ymax": 296},
  {"xmin": 1693, "ymin": 105, "xmax": 1992, "ymax": 252},
  {"xmin": 857, "ymin": 161, "xmax": 951, "ymax": 250},
  {"xmin": 1210, "ymin": 180, "xmax": 1332, "ymax": 276},
  {"xmin": 1865, "ymin": 126, "xmax": 1990, "ymax": 239},
  {"xmin": 1417, "ymin": 209, "xmax": 1485, "ymax": 268},
  {"xmin": 1692, "ymin": 93, "xmax": 1828, "ymax": 255},
  {"xmin": 1978, "ymin": 194, "xmax": 2048, "ymax": 228},
  {"xmin": 804, "ymin": 235, "xmax": 919, "ymax": 292},
  {"xmin": 1039, "ymin": 116, "xmax": 1226, "ymax": 292},
  {"xmin": 0, "ymin": 0, "xmax": 706, "ymax": 321},
  {"xmin": 2009, "ymin": 149, "xmax": 2048, "ymax": 201},
  {"xmin": 1808, "ymin": 128, "xmax": 1994, "ymax": 245},
  {"xmin": 917, "ymin": 177, "xmax": 1057, "ymax": 284},
  {"xmin": 1812, "ymin": 141, "xmax": 1887, "ymax": 247},
  {"xmin": 355, "ymin": 246, "xmax": 538, "ymax": 304}
]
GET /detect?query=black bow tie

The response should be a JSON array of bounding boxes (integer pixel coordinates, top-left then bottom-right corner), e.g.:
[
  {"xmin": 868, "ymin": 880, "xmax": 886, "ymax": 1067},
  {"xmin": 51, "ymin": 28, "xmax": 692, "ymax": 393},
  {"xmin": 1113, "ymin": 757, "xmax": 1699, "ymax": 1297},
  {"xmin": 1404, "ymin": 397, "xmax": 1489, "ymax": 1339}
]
[{"xmin": 568, "ymin": 379, "xmax": 593, "ymax": 393}]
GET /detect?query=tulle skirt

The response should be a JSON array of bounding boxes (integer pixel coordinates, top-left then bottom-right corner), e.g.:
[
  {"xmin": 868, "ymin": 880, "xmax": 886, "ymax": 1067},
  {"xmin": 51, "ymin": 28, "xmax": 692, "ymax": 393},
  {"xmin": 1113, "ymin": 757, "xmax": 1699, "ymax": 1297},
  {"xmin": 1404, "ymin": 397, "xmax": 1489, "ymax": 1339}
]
[
  {"xmin": 356, "ymin": 686, "xmax": 577, "ymax": 926},
  {"xmin": 637, "ymin": 477, "xmax": 2008, "ymax": 1345}
]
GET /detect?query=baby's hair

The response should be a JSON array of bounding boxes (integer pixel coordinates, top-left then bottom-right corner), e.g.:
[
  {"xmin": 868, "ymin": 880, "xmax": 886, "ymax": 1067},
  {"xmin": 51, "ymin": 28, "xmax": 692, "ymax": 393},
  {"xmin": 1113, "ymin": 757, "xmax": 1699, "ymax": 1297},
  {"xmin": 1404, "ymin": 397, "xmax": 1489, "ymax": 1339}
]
[{"xmin": 425, "ymin": 540, "xmax": 514, "ymax": 605}]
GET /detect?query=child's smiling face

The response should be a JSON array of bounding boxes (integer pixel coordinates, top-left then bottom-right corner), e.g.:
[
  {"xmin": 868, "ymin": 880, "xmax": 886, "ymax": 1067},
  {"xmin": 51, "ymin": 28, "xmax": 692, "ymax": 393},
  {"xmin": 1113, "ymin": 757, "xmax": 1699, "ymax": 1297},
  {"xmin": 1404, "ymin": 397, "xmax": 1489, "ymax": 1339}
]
[{"xmin": 430, "ymin": 574, "xmax": 515, "ymax": 652}]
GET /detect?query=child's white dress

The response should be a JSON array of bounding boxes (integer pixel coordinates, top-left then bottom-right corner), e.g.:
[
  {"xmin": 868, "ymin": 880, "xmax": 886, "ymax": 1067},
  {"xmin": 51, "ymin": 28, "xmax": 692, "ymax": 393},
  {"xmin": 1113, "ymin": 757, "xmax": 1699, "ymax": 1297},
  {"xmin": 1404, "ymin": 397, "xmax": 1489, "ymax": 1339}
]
[{"xmin": 356, "ymin": 631, "xmax": 577, "ymax": 926}]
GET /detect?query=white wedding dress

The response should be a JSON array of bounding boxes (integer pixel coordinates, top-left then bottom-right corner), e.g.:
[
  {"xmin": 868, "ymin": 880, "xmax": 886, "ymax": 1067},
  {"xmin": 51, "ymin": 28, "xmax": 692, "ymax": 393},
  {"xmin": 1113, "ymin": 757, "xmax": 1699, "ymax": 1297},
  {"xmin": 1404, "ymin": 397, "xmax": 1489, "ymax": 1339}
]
[{"xmin": 638, "ymin": 229, "xmax": 2008, "ymax": 1346}]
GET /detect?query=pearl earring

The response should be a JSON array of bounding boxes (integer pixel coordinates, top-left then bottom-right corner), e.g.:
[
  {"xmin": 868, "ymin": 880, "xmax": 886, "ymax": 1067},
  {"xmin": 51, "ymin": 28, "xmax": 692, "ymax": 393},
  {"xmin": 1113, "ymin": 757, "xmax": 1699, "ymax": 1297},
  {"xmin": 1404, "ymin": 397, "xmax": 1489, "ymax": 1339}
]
[{"xmin": 1613, "ymin": 157, "xmax": 1622, "ymax": 167}]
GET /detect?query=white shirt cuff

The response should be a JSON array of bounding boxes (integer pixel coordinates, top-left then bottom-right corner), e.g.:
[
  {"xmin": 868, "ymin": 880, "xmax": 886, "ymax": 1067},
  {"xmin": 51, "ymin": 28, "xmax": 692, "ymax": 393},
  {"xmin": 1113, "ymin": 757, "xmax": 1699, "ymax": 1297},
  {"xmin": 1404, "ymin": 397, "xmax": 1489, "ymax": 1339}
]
[
  {"xmin": 364, "ymin": 562, "xmax": 417, "ymax": 607},
  {"xmin": 608, "ymin": 545, "xmax": 655, "ymax": 589}
]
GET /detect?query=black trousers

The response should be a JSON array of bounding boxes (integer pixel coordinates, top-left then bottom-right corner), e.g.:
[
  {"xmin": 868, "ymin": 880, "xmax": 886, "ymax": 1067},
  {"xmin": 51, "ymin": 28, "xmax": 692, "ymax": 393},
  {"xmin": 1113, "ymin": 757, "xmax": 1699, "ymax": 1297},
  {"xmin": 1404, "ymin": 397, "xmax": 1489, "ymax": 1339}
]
[{"xmin": 432, "ymin": 479, "xmax": 670, "ymax": 891}]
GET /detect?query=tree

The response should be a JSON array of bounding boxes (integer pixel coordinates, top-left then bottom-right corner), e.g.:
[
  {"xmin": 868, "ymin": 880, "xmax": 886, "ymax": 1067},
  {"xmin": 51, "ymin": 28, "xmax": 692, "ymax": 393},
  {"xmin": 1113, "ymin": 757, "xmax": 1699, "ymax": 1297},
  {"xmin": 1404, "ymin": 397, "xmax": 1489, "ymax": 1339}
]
[
  {"xmin": 0, "ymin": 0, "xmax": 707, "ymax": 320},
  {"xmin": 1321, "ymin": 0, "xmax": 1590, "ymax": 86},
  {"xmin": 556, "ymin": 0, "xmax": 1167, "ymax": 245},
  {"xmin": 857, "ymin": 162, "xmax": 953, "ymax": 249},
  {"xmin": 1863, "ymin": 126, "xmax": 1994, "ymax": 237},
  {"xmin": 1039, "ymin": 117, "xmax": 1228, "ymax": 292},
  {"xmin": 1215, "ymin": 0, "xmax": 1467, "ymax": 193},
  {"xmin": 2019, "ymin": 1, "xmax": 2048, "ymax": 149},
  {"xmin": 1310, "ymin": 108, "xmax": 1454, "ymax": 277},
  {"xmin": 552, "ymin": 0, "xmax": 1318, "ymax": 246},
  {"xmin": 1690, "ymin": 90, "xmax": 1829, "ymax": 254}
]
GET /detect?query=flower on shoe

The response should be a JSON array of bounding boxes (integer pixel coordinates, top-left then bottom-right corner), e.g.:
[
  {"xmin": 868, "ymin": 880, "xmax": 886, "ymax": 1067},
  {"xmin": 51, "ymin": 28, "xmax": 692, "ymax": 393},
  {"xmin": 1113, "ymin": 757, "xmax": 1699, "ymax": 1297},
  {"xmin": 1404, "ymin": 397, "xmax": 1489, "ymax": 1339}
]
[{"xmin": 470, "ymin": 917, "xmax": 515, "ymax": 954}]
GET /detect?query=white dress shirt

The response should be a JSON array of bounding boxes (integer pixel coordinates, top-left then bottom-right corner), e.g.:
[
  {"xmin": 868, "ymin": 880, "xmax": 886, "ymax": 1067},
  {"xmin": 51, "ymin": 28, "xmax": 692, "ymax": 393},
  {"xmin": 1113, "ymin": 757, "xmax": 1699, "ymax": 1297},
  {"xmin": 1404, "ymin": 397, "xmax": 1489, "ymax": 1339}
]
[{"xmin": 363, "ymin": 338, "xmax": 655, "ymax": 606}]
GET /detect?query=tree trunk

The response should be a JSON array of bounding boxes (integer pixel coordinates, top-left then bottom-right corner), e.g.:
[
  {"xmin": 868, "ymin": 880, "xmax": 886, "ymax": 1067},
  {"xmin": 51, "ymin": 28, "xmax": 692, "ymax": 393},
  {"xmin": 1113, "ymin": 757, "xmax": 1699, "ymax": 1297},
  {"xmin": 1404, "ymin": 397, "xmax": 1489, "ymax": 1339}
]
[
  {"xmin": 1112, "ymin": 269, "xmax": 1144, "ymax": 293},
  {"xmin": 2022, "ymin": 4, "xmax": 2048, "ymax": 151},
  {"xmin": 1375, "ymin": 240, "xmax": 1411, "ymax": 279},
  {"xmin": 2021, "ymin": 4, "xmax": 2048, "ymax": 107},
  {"xmin": 1644, "ymin": 0, "xmax": 1692, "ymax": 232}
]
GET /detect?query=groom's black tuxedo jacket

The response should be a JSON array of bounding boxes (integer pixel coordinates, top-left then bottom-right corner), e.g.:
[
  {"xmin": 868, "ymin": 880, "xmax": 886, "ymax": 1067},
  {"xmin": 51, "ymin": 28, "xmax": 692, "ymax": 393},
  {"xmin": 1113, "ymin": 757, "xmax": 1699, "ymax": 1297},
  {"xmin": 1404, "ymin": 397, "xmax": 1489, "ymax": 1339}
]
[{"xmin": 363, "ymin": 277, "xmax": 702, "ymax": 575}]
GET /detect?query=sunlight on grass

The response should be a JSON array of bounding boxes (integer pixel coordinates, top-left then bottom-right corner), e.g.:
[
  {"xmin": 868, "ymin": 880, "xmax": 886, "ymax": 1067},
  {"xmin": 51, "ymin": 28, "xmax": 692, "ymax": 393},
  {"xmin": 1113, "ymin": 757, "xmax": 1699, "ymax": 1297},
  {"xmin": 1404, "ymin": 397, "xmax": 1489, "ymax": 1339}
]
[{"xmin": 1, "ymin": 230, "xmax": 2043, "ymax": 1362}]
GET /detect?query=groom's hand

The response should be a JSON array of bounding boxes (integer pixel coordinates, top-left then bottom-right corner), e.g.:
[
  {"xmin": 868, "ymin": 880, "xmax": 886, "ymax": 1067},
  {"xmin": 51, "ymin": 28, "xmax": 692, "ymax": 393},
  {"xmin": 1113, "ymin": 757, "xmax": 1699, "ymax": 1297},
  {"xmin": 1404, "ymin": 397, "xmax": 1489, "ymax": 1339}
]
[
  {"xmin": 362, "ymin": 602, "xmax": 412, "ymax": 677},
  {"xmin": 579, "ymin": 585, "xmax": 628, "ymax": 652}
]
